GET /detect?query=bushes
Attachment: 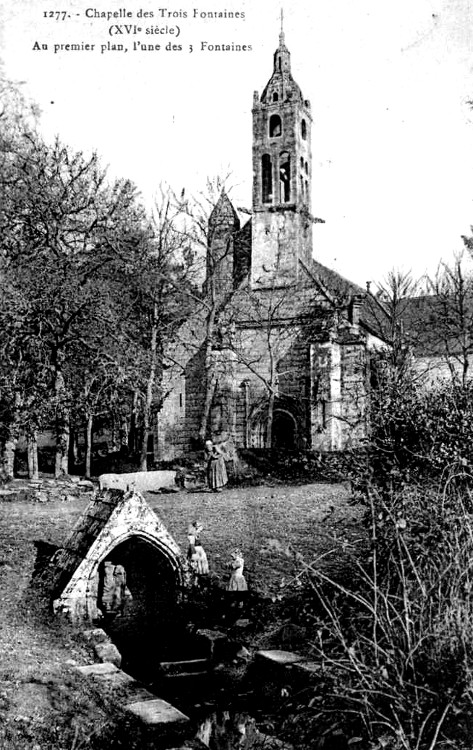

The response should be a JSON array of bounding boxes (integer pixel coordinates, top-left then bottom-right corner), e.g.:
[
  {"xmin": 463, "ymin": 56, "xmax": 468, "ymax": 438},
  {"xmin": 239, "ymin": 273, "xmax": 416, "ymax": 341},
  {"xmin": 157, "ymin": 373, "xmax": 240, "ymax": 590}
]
[
  {"xmin": 287, "ymin": 482, "xmax": 473, "ymax": 749},
  {"xmin": 368, "ymin": 379, "xmax": 473, "ymax": 487}
]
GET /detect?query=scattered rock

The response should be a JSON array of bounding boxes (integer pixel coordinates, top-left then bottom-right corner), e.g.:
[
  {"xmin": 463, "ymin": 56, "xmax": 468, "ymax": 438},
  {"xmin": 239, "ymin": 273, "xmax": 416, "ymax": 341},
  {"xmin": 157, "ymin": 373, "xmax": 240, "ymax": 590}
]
[
  {"xmin": 94, "ymin": 642, "xmax": 122, "ymax": 667},
  {"xmin": 59, "ymin": 493, "xmax": 77, "ymax": 503},
  {"xmin": 255, "ymin": 649, "xmax": 304, "ymax": 666},
  {"xmin": 0, "ymin": 490, "xmax": 18, "ymax": 501},
  {"xmin": 233, "ymin": 618, "xmax": 251, "ymax": 629},
  {"xmin": 77, "ymin": 480, "xmax": 94, "ymax": 490},
  {"xmin": 82, "ymin": 628, "xmax": 111, "ymax": 646},
  {"xmin": 235, "ymin": 646, "xmax": 251, "ymax": 661},
  {"xmin": 33, "ymin": 491, "xmax": 49, "ymax": 503}
]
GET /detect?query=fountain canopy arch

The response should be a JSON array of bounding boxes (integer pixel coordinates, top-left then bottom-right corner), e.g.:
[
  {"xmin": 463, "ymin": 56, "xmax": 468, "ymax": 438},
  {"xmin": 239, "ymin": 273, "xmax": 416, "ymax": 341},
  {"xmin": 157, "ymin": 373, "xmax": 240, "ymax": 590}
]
[{"xmin": 46, "ymin": 489, "xmax": 188, "ymax": 623}]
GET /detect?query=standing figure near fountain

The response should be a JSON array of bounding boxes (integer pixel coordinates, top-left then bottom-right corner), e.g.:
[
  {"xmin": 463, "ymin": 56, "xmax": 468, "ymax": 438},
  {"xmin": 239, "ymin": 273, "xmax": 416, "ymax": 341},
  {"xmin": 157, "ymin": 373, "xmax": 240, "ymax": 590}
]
[
  {"xmin": 100, "ymin": 561, "xmax": 133, "ymax": 617},
  {"xmin": 204, "ymin": 439, "xmax": 228, "ymax": 492},
  {"xmin": 227, "ymin": 549, "xmax": 248, "ymax": 592},
  {"xmin": 224, "ymin": 549, "xmax": 248, "ymax": 621},
  {"xmin": 187, "ymin": 521, "xmax": 209, "ymax": 580}
]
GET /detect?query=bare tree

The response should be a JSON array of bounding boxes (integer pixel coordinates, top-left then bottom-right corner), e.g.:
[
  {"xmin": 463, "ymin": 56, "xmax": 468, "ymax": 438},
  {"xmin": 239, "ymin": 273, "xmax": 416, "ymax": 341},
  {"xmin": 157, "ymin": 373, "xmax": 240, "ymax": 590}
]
[{"xmin": 427, "ymin": 253, "xmax": 473, "ymax": 387}]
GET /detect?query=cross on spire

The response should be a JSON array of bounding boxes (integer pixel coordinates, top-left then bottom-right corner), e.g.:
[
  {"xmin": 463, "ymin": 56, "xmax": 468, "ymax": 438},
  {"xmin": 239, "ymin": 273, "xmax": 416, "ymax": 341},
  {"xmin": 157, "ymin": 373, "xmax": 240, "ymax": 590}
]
[{"xmin": 279, "ymin": 8, "xmax": 285, "ymax": 44}]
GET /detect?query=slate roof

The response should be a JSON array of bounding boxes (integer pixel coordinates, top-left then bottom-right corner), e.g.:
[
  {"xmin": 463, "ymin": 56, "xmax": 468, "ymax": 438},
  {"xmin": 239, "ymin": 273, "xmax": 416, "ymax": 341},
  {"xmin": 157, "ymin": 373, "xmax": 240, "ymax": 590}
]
[{"xmin": 40, "ymin": 489, "xmax": 125, "ymax": 597}]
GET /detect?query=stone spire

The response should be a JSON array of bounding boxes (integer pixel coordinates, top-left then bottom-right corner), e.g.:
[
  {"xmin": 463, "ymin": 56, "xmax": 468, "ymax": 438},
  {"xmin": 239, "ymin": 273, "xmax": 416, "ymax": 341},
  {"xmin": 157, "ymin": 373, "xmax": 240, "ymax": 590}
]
[
  {"xmin": 259, "ymin": 24, "xmax": 304, "ymax": 105},
  {"xmin": 273, "ymin": 9, "xmax": 291, "ymax": 77}
]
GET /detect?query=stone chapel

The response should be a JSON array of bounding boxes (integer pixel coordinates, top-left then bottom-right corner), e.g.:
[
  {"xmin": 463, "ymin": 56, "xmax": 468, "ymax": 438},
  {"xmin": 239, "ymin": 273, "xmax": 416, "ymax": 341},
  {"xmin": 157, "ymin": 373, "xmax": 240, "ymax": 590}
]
[{"xmin": 157, "ymin": 29, "xmax": 385, "ymax": 459}]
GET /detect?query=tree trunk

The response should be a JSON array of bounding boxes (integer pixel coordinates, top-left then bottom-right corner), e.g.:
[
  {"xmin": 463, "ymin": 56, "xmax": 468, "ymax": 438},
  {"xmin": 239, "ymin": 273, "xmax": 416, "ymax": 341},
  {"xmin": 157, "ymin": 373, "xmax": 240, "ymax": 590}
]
[
  {"xmin": 85, "ymin": 413, "xmax": 93, "ymax": 479},
  {"xmin": 54, "ymin": 369, "xmax": 70, "ymax": 477},
  {"xmin": 3, "ymin": 438, "xmax": 17, "ymax": 479},
  {"xmin": 3, "ymin": 399, "xmax": 22, "ymax": 479},
  {"xmin": 27, "ymin": 432, "xmax": 39, "ymax": 480},
  {"xmin": 199, "ymin": 370, "xmax": 218, "ymax": 442},
  {"xmin": 70, "ymin": 429, "xmax": 79, "ymax": 467},
  {"xmin": 266, "ymin": 389, "xmax": 275, "ymax": 449},
  {"xmin": 199, "ymin": 297, "xmax": 218, "ymax": 442},
  {"xmin": 140, "ymin": 312, "xmax": 158, "ymax": 472},
  {"xmin": 129, "ymin": 390, "xmax": 140, "ymax": 454}
]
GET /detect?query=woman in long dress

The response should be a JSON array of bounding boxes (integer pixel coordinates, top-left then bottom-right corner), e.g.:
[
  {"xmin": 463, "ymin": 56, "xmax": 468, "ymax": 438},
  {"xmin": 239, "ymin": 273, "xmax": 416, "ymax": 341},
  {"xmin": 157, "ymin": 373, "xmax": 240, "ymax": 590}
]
[{"xmin": 204, "ymin": 439, "xmax": 228, "ymax": 492}]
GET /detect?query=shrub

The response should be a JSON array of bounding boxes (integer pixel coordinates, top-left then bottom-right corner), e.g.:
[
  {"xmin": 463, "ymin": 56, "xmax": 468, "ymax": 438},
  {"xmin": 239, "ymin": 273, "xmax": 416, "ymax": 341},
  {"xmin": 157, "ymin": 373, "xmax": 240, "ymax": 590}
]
[
  {"xmin": 368, "ymin": 378, "xmax": 473, "ymax": 488},
  {"xmin": 286, "ymin": 483, "xmax": 473, "ymax": 750}
]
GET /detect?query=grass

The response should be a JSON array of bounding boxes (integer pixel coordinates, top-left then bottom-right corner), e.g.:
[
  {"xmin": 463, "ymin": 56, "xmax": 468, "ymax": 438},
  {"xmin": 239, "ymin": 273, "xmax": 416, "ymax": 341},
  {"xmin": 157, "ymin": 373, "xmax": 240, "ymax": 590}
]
[
  {"xmin": 0, "ymin": 479, "xmax": 358, "ymax": 749},
  {"xmin": 281, "ymin": 483, "xmax": 473, "ymax": 750}
]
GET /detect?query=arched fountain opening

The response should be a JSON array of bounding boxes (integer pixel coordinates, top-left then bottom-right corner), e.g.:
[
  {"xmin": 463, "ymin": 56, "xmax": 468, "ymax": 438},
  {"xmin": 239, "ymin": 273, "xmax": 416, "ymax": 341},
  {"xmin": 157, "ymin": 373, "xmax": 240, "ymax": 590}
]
[{"xmin": 94, "ymin": 533, "xmax": 192, "ymax": 680}]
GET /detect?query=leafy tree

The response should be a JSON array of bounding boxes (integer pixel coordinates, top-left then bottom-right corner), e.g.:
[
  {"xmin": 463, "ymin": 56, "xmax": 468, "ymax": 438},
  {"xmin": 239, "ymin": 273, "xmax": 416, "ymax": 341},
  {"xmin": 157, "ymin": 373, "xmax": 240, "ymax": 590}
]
[{"xmin": 0, "ymin": 83, "xmax": 152, "ymax": 476}]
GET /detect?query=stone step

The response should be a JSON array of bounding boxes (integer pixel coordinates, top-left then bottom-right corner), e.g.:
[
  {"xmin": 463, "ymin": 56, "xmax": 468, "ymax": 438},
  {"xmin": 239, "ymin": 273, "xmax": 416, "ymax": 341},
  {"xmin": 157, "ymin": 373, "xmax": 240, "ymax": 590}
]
[
  {"xmin": 125, "ymin": 698, "xmax": 189, "ymax": 725},
  {"xmin": 160, "ymin": 658, "xmax": 210, "ymax": 675},
  {"xmin": 76, "ymin": 662, "xmax": 189, "ymax": 727},
  {"xmin": 76, "ymin": 661, "xmax": 120, "ymax": 676},
  {"xmin": 78, "ymin": 664, "xmax": 155, "ymax": 702}
]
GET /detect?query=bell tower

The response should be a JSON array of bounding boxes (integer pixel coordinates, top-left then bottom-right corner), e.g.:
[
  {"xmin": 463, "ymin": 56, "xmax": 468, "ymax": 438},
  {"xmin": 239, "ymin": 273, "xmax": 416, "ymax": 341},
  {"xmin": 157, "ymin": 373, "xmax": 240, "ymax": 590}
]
[{"xmin": 251, "ymin": 22, "xmax": 313, "ymax": 287}]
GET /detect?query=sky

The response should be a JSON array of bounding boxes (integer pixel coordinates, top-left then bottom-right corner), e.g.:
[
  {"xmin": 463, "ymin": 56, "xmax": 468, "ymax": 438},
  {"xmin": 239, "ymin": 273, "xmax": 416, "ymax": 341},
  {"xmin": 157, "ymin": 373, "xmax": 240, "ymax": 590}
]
[{"xmin": 1, "ymin": 0, "xmax": 473, "ymax": 287}]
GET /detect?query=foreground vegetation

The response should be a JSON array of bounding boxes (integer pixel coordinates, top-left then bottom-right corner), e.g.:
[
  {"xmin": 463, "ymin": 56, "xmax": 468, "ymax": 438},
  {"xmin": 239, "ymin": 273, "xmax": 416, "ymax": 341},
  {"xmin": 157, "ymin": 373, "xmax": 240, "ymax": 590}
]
[
  {"xmin": 0, "ymin": 481, "xmax": 357, "ymax": 749},
  {"xmin": 276, "ymin": 477, "xmax": 473, "ymax": 750}
]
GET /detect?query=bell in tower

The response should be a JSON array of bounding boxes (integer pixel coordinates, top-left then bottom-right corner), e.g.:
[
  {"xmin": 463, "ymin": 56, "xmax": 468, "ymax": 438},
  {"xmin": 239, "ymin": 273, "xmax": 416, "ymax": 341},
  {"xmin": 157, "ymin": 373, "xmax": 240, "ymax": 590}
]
[{"xmin": 251, "ymin": 22, "xmax": 313, "ymax": 287}]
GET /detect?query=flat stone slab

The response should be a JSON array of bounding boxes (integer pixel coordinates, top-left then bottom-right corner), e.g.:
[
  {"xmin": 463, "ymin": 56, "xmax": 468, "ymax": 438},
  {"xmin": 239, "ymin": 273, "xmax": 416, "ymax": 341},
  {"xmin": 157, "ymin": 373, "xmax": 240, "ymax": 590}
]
[
  {"xmin": 99, "ymin": 672, "xmax": 156, "ymax": 702},
  {"xmin": 96, "ymin": 669, "xmax": 136, "ymax": 686},
  {"xmin": 76, "ymin": 662, "xmax": 119, "ymax": 676},
  {"xmin": 125, "ymin": 698, "xmax": 189, "ymax": 725},
  {"xmin": 76, "ymin": 664, "xmax": 155, "ymax": 702},
  {"xmin": 98, "ymin": 470, "xmax": 176, "ymax": 492},
  {"xmin": 255, "ymin": 650, "xmax": 304, "ymax": 665}
]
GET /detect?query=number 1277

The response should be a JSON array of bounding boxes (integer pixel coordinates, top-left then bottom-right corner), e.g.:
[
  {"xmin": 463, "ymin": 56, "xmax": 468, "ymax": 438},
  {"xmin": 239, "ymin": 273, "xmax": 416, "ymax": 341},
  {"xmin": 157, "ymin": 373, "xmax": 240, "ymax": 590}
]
[{"xmin": 43, "ymin": 11, "xmax": 68, "ymax": 20}]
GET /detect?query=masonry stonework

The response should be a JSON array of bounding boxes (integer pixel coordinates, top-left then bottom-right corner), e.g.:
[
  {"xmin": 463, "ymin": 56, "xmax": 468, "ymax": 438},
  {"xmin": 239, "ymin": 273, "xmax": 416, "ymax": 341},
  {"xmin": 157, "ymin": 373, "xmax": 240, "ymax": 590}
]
[{"xmin": 156, "ymin": 30, "xmax": 383, "ymax": 460}]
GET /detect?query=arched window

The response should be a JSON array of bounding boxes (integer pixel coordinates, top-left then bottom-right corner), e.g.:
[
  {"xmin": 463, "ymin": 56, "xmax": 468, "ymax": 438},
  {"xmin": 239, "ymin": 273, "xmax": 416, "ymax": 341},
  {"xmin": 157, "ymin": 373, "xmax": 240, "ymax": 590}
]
[
  {"xmin": 305, "ymin": 161, "xmax": 309, "ymax": 174},
  {"xmin": 262, "ymin": 154, "xmax": 272, "ymax": 203},
  {"xmin": 300, "ymin": 157, "xmax": 304, "ymax": 169},
  {"xmin": 272, "ymin": 92, "xmax": 279, "ymax": 102},
  {"xmin": 269, "ymin": 114, "xmax": 282, "ymax": 138},
  {"xmin": 301, "ymin": 119, "xmax": 307, "ymax": 140},
  {"xmin": 279, "ymin": 152, "xmax": 291, "ymax": 202}
]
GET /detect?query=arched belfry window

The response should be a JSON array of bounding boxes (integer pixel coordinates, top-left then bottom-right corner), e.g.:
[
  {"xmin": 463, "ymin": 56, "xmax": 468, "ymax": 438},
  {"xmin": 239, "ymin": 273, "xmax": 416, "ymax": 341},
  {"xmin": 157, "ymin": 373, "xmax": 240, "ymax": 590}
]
[
  {"xmin": 272, "ymin": 92, "xmax": 279, "ymax": 102},
  {"xmin": 301, "ymin": 119, "xmax": 307, "ymax": 140},
  {"xmin": 279, "ymin": 152, "xmax": 291, "ymax": 202},
  {"xmin": 269, "ymin": 114, "xmax": 282, "ymax": 138},
  {"xmin": 262, "ymin": 154, "xmax": 273, "ymax": 203}
]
